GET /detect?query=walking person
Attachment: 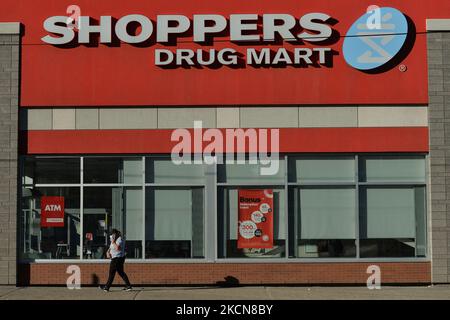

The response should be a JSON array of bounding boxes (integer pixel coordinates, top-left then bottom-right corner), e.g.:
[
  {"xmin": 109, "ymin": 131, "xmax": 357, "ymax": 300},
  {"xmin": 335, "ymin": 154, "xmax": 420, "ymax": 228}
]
[{"xmin": 100, "ymin": 229, "xmax": 133, "ymax": 292}]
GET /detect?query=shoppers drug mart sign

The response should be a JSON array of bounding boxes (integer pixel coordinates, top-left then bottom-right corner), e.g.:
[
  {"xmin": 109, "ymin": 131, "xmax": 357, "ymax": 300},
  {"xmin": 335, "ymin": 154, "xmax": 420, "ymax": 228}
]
[
  {"xmin": 343, "ymin": 7, "xmax": 410, "ymax": 71},
  {"xmin": 10, "ymin": 0, "xmax": 427, "ymax": 106},
  {"xmin": 42, "ymin": 13, "xmax": 337, "ymax": 68},
  {"xmin": 41, "ymin": 7, "xmax": 412, "ymax": 70}
]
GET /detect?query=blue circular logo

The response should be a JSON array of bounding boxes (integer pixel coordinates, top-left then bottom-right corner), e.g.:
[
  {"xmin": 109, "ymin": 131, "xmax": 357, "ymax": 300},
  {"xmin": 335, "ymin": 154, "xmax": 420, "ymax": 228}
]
[{"xmin": 343, "ymin": 7, "xmax": 409, "ymax": 71}]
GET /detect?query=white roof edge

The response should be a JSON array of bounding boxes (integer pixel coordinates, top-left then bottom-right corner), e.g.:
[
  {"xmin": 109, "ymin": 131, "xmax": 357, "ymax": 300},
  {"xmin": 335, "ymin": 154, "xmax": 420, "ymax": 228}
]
[
  {"xmin": 426, "ymin": 19, "xmax": 450, "ymax": 31},
  {"xmin": 0, "ymin": 22, "xmax": 20, "ymax": 34}
]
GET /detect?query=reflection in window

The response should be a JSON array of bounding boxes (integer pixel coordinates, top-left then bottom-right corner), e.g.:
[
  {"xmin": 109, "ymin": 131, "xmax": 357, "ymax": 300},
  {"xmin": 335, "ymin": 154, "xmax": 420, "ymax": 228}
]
[
  {"xmin": 145, "ymin": 158, "xmax": 206, "ymax": 184},
  {"xmin": 83, "ymin": 187, "xmax": 143, "ymax": 259},
  {"xmin": 359, "ymin": 156, "xmax": 426, "ymax": 182},
  {"xmin": 218, "ymin": 187, "xmax": 286, "ymax": 258},
  {"xmin": 84, "ymin": 157, "xmax": 142, "ymax": 184},
  {"xmin": 288, "ymin": 157, "xmax": 355, "ymax": 183},
  {"xmin": 217, "ymin": 159, "xmax": 285, "ymax": 184},
  {"xmin": 20, "ymin": 187, "xmax": 80, "ymax": 260},
  {"xmin": 24, "ymin": 158, "xmax": 80, "ymax": 184},
  {"xmin": 145, "ymin": 188, "xmax": 204, "ymax": 258}
]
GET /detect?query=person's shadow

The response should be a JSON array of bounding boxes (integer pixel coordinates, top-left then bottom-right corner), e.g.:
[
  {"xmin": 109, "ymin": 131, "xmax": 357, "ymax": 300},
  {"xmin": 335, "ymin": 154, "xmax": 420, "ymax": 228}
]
[
  {"xmin": 92, "ymin": 274, "xmax": 100, "ymax": 286},
  {"xmin": 216, "ymin": 276, "xmax": 240, "ymax": 287}
]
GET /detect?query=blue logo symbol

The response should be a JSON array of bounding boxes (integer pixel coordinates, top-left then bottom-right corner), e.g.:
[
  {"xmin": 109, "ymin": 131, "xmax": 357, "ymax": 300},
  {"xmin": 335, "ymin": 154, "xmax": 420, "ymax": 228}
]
[{"xmin": 343, "ymin": 7, "xmax": 409, "ymax": 71}]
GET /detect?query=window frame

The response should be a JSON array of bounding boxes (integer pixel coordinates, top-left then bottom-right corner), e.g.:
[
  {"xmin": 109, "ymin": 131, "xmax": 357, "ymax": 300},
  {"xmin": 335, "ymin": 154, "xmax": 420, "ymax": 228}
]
[
  {"xmin": 19, "ymin": 153, "xmax": 430, "ymax": 264},
  {"xmin": 285, "ymin": 153, "xmax": 428, "ymax": 261}
]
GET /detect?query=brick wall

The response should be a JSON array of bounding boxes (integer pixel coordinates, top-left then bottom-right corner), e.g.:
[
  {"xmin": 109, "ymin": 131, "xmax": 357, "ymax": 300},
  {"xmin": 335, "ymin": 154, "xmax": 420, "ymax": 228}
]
[
  {"xmin": 0, "ymin": 24, "xmax": 20, "ymax": 285},
  {"xmin": 427, "ymin": 24, "xmax": 450, "ymax": 283},
  {"xmin": 18, "ymin": 262, "xmax": 431, "ymax": 286}
]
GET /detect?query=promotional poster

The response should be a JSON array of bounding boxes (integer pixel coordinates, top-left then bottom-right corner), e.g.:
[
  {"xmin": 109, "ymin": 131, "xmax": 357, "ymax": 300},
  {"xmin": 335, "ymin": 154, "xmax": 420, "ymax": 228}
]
[{"xmin": 237, "ymin": 189, "xmax": 273, "ymax": 249}]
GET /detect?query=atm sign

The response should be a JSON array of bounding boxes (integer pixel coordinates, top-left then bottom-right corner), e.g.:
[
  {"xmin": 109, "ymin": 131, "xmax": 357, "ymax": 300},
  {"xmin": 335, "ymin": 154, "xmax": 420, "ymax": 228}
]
[{"xmin": 41, "ymin": 196, "xmax": 65, "ymax": 228}]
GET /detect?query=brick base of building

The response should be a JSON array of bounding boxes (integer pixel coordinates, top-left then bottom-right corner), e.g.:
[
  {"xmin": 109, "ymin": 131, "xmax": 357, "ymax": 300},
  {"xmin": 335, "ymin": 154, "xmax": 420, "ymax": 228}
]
[{"xmin": 17, "ymin": 262, "xmax": 431, "ymax": 286}]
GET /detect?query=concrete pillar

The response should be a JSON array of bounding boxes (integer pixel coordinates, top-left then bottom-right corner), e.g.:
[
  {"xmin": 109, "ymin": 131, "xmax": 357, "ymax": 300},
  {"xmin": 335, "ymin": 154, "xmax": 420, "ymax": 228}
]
[
  {"xmin": 0, "ymin": 22, "xmax": 20, "ymax": 285},
  {"xmin": 427, "ymin": 19, "xmax": 450, "ymax": 284}
]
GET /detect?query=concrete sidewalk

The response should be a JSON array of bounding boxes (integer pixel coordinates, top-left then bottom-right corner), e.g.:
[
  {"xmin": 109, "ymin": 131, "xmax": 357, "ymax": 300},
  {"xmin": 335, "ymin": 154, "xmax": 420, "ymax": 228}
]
[{"xmin": 0, "ymin": 285, "xmax": 450, "ymax": 300}]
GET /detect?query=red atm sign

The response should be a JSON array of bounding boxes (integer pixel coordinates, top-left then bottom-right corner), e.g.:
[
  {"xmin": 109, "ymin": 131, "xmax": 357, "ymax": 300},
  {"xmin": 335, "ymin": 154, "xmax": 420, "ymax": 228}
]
[{"xmin": 40, "ymin": 196, "xmax": 65, "ymax": 228}]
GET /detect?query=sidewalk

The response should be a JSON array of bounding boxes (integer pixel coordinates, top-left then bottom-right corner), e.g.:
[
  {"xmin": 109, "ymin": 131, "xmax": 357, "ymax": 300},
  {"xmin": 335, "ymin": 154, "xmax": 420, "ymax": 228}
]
[{"xmin": 0, "ymin": 285, "xmax": 450, "ymax": 300}]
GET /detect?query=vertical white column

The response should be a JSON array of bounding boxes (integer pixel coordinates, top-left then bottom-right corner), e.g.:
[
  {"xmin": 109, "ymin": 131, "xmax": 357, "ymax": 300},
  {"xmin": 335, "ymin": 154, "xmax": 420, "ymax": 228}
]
[{"xmin": 80, "ymin": 157, "xmax": 84, "ymax": 260}]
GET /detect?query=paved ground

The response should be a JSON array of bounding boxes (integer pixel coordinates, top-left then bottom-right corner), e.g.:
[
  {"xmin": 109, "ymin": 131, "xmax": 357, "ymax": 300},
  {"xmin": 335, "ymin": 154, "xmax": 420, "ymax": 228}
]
[{"xmin": 0, "ymin": 285, "xmax": 449, "ymax": 300}]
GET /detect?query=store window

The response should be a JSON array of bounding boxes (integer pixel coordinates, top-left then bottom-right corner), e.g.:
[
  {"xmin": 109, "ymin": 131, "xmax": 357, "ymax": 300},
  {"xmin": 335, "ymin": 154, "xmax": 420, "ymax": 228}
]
[
  {"xmin": 145, "ymin": 157, "xmax": 206, "ymax": 258},
  {"xmin": 83, "ymin": 187, "xmax": 143, "ymax": 259},
  {"xmin": 24, "ymin": 157, "xmax": 80, "ymax": 184},
  {"xmin": 288, "ymin": 157, "xmax": 357, "ymax": 258},
  {"xmin": 19, "ymin": 154, "xmax": 428, "ymax": 261},
  {"xmin": 84, "ymin": 157, "xmax": 142, "ymax": 184},
  {"xmin": 359, "ymin": 156, "xmax": 426, "ymax": 182},
  {"xmin": 218, "ymin": 160, "xmax": 285, "ymax": 185},
  {"xmin": 359, "ymin": 156, "xmax": 427, "ymax": 258},
  {"xmin": 20, "ymin": 187, "xmax": 80, "ymax": 260},
  {"xmin": 359, "ymin": 187, "xmax": 426, "ymax": 257},
  {"xmin": 288, "ymin": 157, "xmax": 355, "ymax": 183},
  {"xmin": 145, "ymin": 188, "xmax": 204, "ymax": 258},
  {"xmin": 290, "ymin": 187, "xmax": 357, "ymax": 258},
  {"xmin": 146, "ymin": 158, "xmax": 206, "ymax": 184},
  {"xmin": 218, "ymin": 187, "xmax": 286, "ymax": 258},
  {"xmin": 218, "ymin": 159, "xmax": 286, "ymax": 258}
]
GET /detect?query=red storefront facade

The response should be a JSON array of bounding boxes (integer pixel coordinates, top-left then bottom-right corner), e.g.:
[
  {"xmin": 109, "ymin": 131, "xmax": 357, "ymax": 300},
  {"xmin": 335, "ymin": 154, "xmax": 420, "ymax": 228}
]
[{"xmin": 1, "ymin": 0, "xmax": 450, "ymax": 285}]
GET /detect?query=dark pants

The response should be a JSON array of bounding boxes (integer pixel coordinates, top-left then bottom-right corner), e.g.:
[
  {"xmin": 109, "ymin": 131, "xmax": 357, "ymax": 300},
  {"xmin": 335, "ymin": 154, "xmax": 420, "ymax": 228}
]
[{"xmin": 105, "ymin": 257, "xmax": 131, "ymax": 288}]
